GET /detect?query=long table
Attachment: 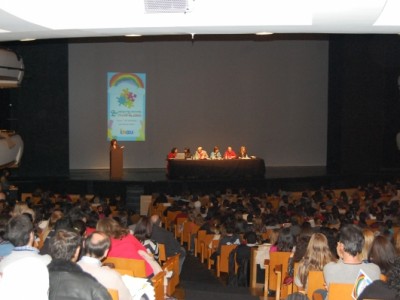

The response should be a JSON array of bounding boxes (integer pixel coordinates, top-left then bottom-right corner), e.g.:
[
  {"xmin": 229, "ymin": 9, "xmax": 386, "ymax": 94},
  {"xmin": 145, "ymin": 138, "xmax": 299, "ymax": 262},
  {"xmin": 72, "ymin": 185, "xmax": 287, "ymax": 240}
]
[{"xmin": 167, "ymin": 158, "xmax": 266, "ymax": 179}]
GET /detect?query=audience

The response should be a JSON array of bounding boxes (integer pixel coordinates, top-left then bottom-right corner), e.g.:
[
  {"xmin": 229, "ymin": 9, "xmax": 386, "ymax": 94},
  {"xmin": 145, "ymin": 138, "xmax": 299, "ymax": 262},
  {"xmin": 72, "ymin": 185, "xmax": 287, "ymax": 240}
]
[
  {"xmin": 368, "ymin": 234, "xmax": 397, "ymax": 277},
  {"xmin": 295, "ymin": 233, "xmax": 335, "ymax": 292},
  {"xmin": 47, "ymin": 229, "xmax": 111, "ymax": 300},
  {"xmin": 77, "ymin": 231, "xmax": 131, "ymax": 300},
  {"xmin": 3, "ymin": 180, "xmax": 400, "ymax": 298},
  {"xmin": 0, "ymin": 215, "xmax": 51, "ymax": 299},
  {"xmin": 134, "ymin": 216, "xmax": 160, "ymax": 261},
  {"xmin": 150, "ymin": 214, "xmax": 186, "ymax": 274},
  {"xmin": 96, "ymin": 217, "xmax": 156, "ymax": 277},
  {"xmin": 323, "ymin": 224, "xmax": 381, "ymax": 287},
  {"xmin": 359, "ymin": 256, "xmax": 400, "ymax": 300}
]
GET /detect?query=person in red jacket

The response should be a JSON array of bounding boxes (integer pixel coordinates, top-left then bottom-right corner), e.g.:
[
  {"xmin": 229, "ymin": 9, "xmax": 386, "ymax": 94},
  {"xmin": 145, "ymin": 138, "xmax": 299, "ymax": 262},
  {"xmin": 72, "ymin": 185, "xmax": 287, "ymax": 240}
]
[{"xmin": 96, "ymin": 217, "xmax": 159, "ymax": 277}]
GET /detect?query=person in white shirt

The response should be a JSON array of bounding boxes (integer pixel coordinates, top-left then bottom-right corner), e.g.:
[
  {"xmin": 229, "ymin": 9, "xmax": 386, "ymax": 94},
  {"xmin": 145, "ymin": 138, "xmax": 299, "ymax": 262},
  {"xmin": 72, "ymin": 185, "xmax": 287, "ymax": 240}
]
[
  {"xmin": 77, "ymin": 231, "xmax": 131, "ymax": 300},
  {"xmin": 0, "ymin": 215, "xmax": 51, "ymax": 300}
]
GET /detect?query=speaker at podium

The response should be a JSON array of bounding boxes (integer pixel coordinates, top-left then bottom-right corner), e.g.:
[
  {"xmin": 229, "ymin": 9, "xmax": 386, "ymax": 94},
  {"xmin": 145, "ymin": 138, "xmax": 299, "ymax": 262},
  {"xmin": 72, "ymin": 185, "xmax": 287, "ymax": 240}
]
[{"xmin": 110, "ymin": 139, "xmax": 124, "ymax": 179}]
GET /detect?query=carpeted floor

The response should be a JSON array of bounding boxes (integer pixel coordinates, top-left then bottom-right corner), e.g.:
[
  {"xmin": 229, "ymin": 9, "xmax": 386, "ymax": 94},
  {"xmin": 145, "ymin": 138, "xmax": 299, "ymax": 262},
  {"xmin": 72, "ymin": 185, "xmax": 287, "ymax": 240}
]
[{"xmin": 180, "ymin": 253, "xmax": 259, "ymax": 300}]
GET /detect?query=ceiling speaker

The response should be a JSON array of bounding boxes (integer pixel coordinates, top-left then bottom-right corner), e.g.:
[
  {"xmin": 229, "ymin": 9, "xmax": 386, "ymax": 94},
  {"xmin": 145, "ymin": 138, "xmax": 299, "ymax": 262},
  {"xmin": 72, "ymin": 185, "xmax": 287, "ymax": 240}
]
[{"xmin": 144, "ymin": 0, "xmax": 190, "ymax": 13}]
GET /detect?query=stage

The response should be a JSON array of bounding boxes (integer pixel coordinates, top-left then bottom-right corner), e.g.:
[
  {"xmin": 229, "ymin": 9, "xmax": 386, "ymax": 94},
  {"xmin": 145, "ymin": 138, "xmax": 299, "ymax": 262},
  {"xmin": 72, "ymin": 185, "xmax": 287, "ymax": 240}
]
[{"xmin": 9, "ymin": 166, "xmax": 399, "ymax": 198}]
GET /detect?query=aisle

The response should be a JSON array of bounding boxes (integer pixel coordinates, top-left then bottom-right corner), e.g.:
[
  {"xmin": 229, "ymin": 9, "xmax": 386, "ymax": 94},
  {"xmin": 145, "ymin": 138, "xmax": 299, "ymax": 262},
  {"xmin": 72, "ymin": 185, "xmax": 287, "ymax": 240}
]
[{"xmin": 180, "ymin": 253, "xmax": 259, "ymax": 300}]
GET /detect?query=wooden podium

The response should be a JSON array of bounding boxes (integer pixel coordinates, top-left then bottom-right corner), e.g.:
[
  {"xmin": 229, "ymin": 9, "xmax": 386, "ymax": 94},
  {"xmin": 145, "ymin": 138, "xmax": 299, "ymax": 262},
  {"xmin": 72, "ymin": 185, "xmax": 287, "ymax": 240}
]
[{"xmin": 110, "ymin": 147, "xmax": 123, "ymax": 179}]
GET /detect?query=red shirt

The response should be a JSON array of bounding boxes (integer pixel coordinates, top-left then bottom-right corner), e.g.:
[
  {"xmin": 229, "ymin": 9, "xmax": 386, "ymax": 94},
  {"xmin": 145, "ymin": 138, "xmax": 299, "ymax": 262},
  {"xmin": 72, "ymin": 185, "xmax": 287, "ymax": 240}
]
[
  {"xmin": 108, "ymin": 234, "xmax": 153, "ymax": 277},
  {"xmin": 224, "ymin": 150, "xmax": 237, "ymax": 159},
  {"xmin": 167, "ymin": 152, "xmax": 176, "ymax": 159}
]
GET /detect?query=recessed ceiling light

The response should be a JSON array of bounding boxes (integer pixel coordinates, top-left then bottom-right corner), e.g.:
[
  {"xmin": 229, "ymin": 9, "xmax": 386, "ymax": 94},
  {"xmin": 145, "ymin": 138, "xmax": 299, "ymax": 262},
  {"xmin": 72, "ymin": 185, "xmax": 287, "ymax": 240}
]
[
  {"xmin": 20, "ymin": 38, "xmax": 36, "ymax": 42},
  {"xmin": 255, "ymin": 32, "xmax": 274, "ymax": 36},
  {"xmin": 0, "ymin": 29, "xmax": 10, "ymax": 33},
  {"xmin": 125, "ymin": 34, "xmax": 142, "ymax": 37}
]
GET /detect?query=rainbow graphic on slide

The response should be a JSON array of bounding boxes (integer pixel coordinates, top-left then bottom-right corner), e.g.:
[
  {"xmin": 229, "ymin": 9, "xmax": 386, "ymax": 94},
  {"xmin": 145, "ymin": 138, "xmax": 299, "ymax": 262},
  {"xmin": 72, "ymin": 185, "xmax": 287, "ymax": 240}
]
[
  {"xmin": 107, "ymin": 72, "xmax": 146, "ymax": 142},
  {"xmin": 109, "ymin": 73, "xmax": 144, "ymax": 88}
]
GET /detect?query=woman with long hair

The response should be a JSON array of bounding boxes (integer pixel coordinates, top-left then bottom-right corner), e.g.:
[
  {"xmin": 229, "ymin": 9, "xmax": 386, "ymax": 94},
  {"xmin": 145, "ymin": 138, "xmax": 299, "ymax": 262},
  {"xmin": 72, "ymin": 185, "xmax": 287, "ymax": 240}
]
[
  {"xmin": 368, "ymin": 235, "xmax": 397, "ymax": 276},
  {"xmin": 359, "ymin": 256, "xmax": 400, "ymax": 300},
  {"xmin": 134, "ymin": 216, "xmax": 159, "ymax": 261},
  {"xmin": 359, "ymin": 228, "xmax": 375, "ymax": 262},
  {"xmin": 96, "ymin": 217, "xmax": 158, "ymax": 277},
  {"xmin": 295, "ymin": 233, "xmax": 336, "ymax": 291}
]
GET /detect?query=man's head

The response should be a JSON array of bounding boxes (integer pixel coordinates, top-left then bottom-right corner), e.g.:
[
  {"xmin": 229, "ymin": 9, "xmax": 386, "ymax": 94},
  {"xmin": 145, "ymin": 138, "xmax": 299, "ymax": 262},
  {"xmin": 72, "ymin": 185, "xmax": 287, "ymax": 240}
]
[
  {"xmin": 4, "ymin": 214, "xmax": 34, "ymax": 247},
  {"xmin": 49, "ymin": 229, "xmax": 82, "ymax": 261},
  {"xmin": 150, "ymin": 214, "xmax": 162, "ymax": 227},
  {"xmin": 83, "ymin": 231, "xmax": 111, "ymax": 259},
  {"xmin": 338, "ymin": 224, "xmax": 364, "ymax": 257}
]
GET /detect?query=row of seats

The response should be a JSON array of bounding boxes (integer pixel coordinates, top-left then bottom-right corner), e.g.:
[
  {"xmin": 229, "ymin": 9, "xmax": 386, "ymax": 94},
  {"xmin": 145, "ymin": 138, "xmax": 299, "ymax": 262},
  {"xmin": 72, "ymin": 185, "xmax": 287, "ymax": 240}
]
[{"xmin": 102, "ymin": 253, "xmax": 180, "ymax": 300}]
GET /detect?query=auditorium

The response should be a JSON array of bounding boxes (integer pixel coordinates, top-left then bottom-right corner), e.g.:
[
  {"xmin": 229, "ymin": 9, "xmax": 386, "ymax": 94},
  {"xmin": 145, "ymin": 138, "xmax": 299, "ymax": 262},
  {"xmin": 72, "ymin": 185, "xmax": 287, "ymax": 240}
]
[{"xmin": 1, "ymin": 2, "xmax": 400, "ymax": 300}]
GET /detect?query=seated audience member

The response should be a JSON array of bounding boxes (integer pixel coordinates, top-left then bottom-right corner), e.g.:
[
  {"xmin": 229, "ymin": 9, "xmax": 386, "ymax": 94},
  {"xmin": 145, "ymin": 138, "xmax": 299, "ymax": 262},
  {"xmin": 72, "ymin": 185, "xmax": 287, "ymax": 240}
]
[
  {"xmin": 358, "ymin": 256, "xmax": 400, "ymax": 300},
  {"xmin": 0, "ymin": 215, "xmax": 51, "ymax": 300},
  {"xmin": 134, "ymin": 216, "xmax": 160, "ymax": 261},
  {"xmin": 40, "ymin": 210, "xmax": 64, "ymax": 246},
  {"xmin": 210, "ymin": 223, "xmax": 240, "ymax": 261},
  {"xmin": 40, "ymin": 217, "xmax": 74, "ymax": 255},
  {"xmin": 150, "ymin": 214, "xmax": 186, "ymax": 274},
  {"xmin": 368, "ymin": 235, "xmax": 397, "ymax": 277},
  {"xmin": 96, "ymin": 217, "xmax": 157, "ymax": 277},
  {"xmin": 235, "ymin": 231, "xmax": 258, "ymax": 286},
  {"xmin": 270, "ymin": 227, "xmax": 295, "ymax": 253},
  {"xmin": 238, "ymin": 146, "xmax": 250, "ymax": 159},
  {"xmin": 0, "ymin": 215, "xmax": 13, "ymax": 259},
  {"xmin": 224, "ymin": 146, "xmax": 237, "ymax": 159},
  {"xmin": 359, "ymin": 228, "xmax": 375, "ymax": 262},
  {"xmin": 323, "ymin": 224, "xmax": 381, "ymax": 287},
  {"xmin": 167, "ymin": 147, "xmax": 178, "ymax": 160},
  {"xmin": 295, "ymin": 233, "xmax": 335, "ymax": 292},
  {"xmin": 77, "ymin": 231, "xmax": 131, "ymax": 300},
  {"xmin": 210, "ymin": 146, "xmax": 222, "ymax": 160},
  {"xmin": 193, "ymin": 146, "xmax": 209, "ymax": 160},
  {"xmin": 47, "ymin": 229, "xmax": 111, "ymax": 300}
]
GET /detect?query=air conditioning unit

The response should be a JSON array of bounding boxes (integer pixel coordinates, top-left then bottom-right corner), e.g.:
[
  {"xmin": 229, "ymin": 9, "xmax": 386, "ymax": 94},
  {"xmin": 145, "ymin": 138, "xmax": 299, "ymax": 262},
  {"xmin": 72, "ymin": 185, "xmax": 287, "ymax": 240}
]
[{"xmin": 0, "ymin": 48, "xmax": 24, "ymax": 88}]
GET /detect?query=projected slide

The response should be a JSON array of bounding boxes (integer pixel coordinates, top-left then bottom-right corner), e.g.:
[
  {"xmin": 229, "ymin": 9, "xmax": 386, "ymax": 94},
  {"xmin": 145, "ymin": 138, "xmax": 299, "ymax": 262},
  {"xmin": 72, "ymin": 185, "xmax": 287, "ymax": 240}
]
[{"xmin": 107, "ymin": 72, "xmax": 146, "ymax": 141}]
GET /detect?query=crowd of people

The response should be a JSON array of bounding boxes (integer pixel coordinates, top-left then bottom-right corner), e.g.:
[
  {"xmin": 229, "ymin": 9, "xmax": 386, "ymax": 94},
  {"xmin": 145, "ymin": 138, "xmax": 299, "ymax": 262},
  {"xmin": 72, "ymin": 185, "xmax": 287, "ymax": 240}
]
[
  {"xmin": 167, "ymin": 145, "xmax": 252, "ymax": 160},
  {"xmin": 1, "ymin": 179, "xmax": 400, "ymax": 299}
]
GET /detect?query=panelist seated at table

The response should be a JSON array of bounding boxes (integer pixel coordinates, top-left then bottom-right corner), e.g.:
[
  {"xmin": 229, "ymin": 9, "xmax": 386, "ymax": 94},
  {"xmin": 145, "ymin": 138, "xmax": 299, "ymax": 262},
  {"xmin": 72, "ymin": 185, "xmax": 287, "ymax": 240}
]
[
  {"xmin": 184, "ymin": 147, "xmax": 192, "ymax": 159},
  {"xmin": 193, "ymin": 146, "xmax": 209, "ymax": 160},
  {"xmin": 223, "ymin": 146, "xmax": 237, "ymax": 159},
  {"xmin": 238, "ymin": 146, "xmax": 250, "ymax": 159},
  {"xmin": 209, "ymin": 146, "xmax": 222, "ymax": 160},
  {"xmin": 167, "ymin": 147, "xmax": 178, "ymax": 160}
]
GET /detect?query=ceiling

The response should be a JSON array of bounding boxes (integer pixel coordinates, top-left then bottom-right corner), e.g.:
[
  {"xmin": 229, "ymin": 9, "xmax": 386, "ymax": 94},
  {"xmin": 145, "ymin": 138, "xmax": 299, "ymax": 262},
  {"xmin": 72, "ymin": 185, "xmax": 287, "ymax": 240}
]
[{"xmin": 0, "ymin": 0, "xmax": 400, "ymax": 42}]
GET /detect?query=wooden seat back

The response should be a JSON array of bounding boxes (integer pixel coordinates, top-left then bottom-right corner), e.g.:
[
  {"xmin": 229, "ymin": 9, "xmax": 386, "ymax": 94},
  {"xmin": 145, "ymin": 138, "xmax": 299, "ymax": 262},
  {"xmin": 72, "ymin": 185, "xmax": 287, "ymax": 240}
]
[
  {"xmin": 162, "ymin": 253, "xmax": 180, "ymax": 296},
  {"xmin": 195, "ymin": 230, "xmax": 207, "ymax": 257},
  {"xmin": 165, "ymin": 210, "xmax": 181, "ymax": 231},
  {"xmin": 175, "ymin": 217, "xmax": 188, "ymax": 239},
  {"xmin": 307, "ymin": 270, "xmax": 325, "ymax": 299},
  {"xmin": 150, "ymin": 271, "xmax": 165, "ymax": 300},
  {"xmin": 217, "ymin": 244, "xmax": 237, "ymax": 277},
  {"xmin": 268, "ymin": 251, "xmax": 292, "ymax": 291},
  {"xmin": 328, "ymin": 283, "xmax": 354, "ymax": 300},
  {"xmin": 201, "ymin": 234, "xmax": 216, "ymax": 263},
  {"xmin": 103, "ymin": 257, "xmax": 146, "ymax": 278},
  {"xmin": 181, "ymin": 221, "xmax": 199, "ymax": 250},
  {"xmin": 114, "ymin": 268, "xmax": 134, "ymax": 276},
  {"xmin": 158, "ymin": 243, "xmax": 167, "ymax": 264}
]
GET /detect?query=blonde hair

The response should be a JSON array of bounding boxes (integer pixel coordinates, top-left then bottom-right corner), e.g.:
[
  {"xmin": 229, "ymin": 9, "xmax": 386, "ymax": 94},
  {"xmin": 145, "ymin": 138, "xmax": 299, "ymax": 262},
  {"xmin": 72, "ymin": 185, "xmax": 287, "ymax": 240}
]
[
  {"xmin": 298, "ymin": 233, "xmax": 335, "ymax": 287},
  {"xmin": 360, "ymin": 228, "xmax": 375, "ymax": 261}
]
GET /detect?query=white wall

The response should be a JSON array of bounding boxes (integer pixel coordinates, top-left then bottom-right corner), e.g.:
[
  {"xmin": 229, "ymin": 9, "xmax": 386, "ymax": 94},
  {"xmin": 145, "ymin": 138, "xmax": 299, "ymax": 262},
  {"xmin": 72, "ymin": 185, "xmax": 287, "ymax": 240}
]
[{"xmin": 69, "ymin": 39, "xmax": 328, "ymax": 169}]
